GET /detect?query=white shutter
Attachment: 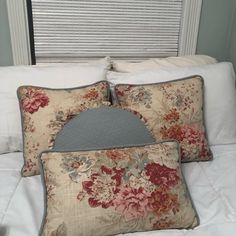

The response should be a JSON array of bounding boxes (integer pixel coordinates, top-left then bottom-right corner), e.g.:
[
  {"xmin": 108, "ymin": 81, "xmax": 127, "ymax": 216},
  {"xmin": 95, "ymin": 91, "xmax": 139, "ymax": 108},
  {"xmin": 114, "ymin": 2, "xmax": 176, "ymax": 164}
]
[{"xmin": 32, "ymin": 0, "xmax": 183, "ymax": 62}]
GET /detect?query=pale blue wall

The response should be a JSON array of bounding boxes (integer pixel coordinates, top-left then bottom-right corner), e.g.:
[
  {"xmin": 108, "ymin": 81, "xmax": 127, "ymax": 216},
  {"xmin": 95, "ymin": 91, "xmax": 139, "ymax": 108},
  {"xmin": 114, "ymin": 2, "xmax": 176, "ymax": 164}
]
[
  {"xmin": 196, "ymin": 0, "xmax": 236, "ymax": 64},
  {"xmin": 0, "ymin": 0, "xmax": 13, "ymax": 66},
  {"xmin": 228, "ymin": 8, "xmax": 236, "ymax": 69}
]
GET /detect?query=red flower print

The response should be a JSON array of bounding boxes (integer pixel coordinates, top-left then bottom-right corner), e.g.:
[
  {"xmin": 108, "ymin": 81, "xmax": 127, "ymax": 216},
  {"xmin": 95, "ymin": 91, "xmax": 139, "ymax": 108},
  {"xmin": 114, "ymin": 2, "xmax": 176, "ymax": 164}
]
[
  {"xmin": 113, "ymin": 186, "xmax": 151, "ymax": 219},
  {"xmin": 145, "ymin": 163, "xmax": 179, "ymax": 190},
  {"xmin": 106, "ymin": 150, "xmax": 124, "ymax": 162},
  {"xmin": 163, "ymin": 108, "xmax": 180, "ymax": 124},
  {"xmin": 181, "ymin": 125, "xmax": 203, "ymax": 145},
  {"xmin": 148, "ymin": 190, "xmax": 180, "ymax": 216},
  {"xmin": 21, "ymin": 88, "xmax": 49, "ymax": 114},
  {"xmin": 101, "ymin": 165, "xmax": 112, "ymax": 175},
  {"xmin": 160, "ymin": 124, "xmax": 202, "ymax": 144},
  {"xmin": 160, "ymin": 124, "xmax": 210, "ymax": 159},
  {"xmin": 160, "ymin": 125, "xmax": 184, "ymax": 141},
  {"xmin": 115, "ymin": 85, "xmax": 133, "ymax": 97},
  {"xmin": 82, "ymin": 166, "xmax": 124, "ymax": 208},
  {"xmin": 83, "ymin": 88, "xmax": 99, "ymax": 101}
]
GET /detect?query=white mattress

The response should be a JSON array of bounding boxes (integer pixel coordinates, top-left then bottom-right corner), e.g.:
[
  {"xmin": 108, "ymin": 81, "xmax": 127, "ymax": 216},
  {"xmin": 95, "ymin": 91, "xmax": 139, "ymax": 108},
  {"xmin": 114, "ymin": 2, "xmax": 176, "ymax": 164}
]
[{"xmin": 1, "ymin": 144, "xmax": 236, "ymax": 236}]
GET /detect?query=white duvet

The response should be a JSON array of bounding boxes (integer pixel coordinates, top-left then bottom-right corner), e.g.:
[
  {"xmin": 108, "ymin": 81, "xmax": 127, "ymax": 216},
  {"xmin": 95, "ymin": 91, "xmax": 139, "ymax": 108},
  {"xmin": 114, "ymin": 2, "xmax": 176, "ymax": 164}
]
[{"xmin": 1, "ymin": 144, "xmax": 236, "ymax": 236}]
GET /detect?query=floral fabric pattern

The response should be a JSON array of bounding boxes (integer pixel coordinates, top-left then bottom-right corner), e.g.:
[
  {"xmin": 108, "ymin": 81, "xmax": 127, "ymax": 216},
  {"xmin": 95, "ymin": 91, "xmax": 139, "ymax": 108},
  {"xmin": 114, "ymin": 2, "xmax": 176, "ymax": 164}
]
[
  {"xmin": 17, "ymin": 81, "xmax": 109, "ymax": 177},
  {"xmin": 21, "ymin": 87, "xmax": 49, "ymax": 114},
  {"xmin": 115, "ymin": 76, "xmax": 212, "ymax": 161},
  {"xmin": 41, "ymin": 142, "xmax": 198, "ymax": 236}
]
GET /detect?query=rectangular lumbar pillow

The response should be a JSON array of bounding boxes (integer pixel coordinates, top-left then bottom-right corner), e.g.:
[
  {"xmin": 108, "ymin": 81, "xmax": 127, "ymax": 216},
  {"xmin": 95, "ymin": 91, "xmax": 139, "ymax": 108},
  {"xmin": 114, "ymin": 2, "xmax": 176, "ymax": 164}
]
[
  {"xmin": 115, "ymin": 76, "xmax": 212, "ymax": 162},
  {"xmin": 17, "ymin": 81, "xmax": 110, "ymax": 177},
  {"xmin": 39, "ymin": 141, "xmax": 198, "ymax": 236}
]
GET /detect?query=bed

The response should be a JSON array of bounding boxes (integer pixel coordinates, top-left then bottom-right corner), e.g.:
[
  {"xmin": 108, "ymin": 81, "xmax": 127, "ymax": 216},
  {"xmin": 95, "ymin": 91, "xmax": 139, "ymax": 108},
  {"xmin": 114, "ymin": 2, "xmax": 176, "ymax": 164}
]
[
  {"xmin": 1, "ymin": 144, "xmax": 236, "ymax": 236},
  {"xmin": 1, "ymin": 55, "xmax": 236, "ymax": 236}
]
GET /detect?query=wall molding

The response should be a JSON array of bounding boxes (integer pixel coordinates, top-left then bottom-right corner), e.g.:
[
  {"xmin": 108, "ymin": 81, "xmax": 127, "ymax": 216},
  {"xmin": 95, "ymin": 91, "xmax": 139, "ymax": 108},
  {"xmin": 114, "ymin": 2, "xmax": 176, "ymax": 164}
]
[
  {"xmin": 7, "ymin": 0, "xmax": 31, "ymax": 65},
  {"xmin": 179, "ymin": 0, "xmax": 203, "ymax": 56}
]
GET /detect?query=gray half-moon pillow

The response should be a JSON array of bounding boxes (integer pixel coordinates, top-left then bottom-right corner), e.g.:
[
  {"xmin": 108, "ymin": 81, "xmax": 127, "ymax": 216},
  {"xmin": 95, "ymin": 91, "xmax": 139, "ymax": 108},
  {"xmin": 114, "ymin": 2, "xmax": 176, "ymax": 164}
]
[{"xmin": 53, "ymin": 107, "xmax": 155, "ymax": 151}]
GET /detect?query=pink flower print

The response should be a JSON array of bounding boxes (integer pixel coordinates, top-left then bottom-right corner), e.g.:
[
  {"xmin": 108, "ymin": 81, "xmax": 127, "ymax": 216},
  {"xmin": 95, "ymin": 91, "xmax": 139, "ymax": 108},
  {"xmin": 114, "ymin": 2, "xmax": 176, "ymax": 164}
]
[
  {"xmin": 21, "ymin": 88, "xmax": 49, "ymax": 114},
  {"xmin": 113, "ymin": 186, "xmax": 151, "ymax": 219}
]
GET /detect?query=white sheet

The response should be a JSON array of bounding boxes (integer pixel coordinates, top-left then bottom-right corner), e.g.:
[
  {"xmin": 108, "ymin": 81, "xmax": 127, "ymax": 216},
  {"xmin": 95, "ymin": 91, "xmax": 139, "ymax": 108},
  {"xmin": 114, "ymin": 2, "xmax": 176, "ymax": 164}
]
[{"xmin": 1, "ymin": 144, "xmax": 236, "ymax": 236}]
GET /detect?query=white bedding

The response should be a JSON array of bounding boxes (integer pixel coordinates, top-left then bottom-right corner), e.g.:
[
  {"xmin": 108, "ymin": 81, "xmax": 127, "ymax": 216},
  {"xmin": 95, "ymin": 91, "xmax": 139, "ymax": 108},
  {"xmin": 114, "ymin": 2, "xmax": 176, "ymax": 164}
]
[{"xmin": 1, "ymin": 144, "xmax": 236, "ymax": 236}]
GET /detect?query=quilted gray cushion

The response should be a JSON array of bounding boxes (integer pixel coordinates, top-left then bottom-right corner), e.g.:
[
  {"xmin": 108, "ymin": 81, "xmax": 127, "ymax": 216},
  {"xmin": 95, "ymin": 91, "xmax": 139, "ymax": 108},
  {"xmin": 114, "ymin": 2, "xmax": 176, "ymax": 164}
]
[{"xmin": 53, "ymin": 107, "xmax": 155, "ymax": 151}]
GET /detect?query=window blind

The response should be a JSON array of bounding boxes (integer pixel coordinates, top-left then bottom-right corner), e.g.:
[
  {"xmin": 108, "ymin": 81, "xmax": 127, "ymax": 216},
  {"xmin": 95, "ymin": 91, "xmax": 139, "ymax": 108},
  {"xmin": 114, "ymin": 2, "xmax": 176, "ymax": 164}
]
[{"xmin": 31, "ymin": 0, "xmax": 183, "ymax": 62}]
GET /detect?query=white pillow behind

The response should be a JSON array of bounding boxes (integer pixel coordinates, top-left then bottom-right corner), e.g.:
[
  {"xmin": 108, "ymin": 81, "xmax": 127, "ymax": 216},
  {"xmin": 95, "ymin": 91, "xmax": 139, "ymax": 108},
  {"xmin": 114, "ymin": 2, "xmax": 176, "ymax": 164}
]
[
  {"xmin": 112, "ymin": 55, "xmax": 217, "ymax": 72},
  {"xmin": 108, "ymin": 62, "xmax": 236, "ymax": 146},
  {"xmin": 0, "ymin": 63, "xmax": 109, "ymax": 154},
  {"xmin": 37, "ymin": 56, "xmax": 111, "ymax": 70}
]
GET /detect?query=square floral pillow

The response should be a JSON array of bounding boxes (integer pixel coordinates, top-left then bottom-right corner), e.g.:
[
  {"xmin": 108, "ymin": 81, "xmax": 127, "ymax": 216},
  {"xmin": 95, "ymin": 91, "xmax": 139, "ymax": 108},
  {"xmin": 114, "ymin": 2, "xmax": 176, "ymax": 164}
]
[
  {"xmin": 39, "ymin": 141, "xmax": 198, "ymax": 236},
  {"xmin": 17, "ymin": 81, "xmax": 110, "ymax": 177},
  {"xmin": 114, "ymin": 76, "xmax": 213, "ymax": 162}
]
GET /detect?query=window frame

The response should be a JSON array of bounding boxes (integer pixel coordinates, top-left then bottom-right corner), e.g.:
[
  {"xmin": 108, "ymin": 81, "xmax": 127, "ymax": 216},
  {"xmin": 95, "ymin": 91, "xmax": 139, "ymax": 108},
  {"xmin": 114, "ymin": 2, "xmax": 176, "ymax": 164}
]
[{"xmin": 7, "ymin": 0, "xmax": 202, "ymax": 65}]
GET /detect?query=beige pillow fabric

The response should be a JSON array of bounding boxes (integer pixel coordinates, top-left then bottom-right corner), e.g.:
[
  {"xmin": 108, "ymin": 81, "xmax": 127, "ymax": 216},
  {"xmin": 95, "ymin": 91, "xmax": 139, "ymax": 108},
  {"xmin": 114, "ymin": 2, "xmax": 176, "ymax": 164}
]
[
  {"xmin": 17, "ymin": 81, "xmax": 110, "ymax": 177},
  {"xmin": 115, "ymin": 76, "xmax": 212, "ymax": 162},
  {"xmin": 112, "ymin": 55, "xmax": 217, "ymax": 72},
  {"xmin": 40, "ymin": 141, "xmax": 198, "ymax": 236}
]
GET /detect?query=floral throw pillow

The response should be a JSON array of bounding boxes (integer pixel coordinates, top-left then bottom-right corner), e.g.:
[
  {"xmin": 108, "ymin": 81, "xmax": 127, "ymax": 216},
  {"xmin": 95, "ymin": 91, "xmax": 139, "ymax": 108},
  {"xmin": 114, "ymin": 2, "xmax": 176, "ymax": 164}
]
[
  {"xmin": 115, "ymin": 76, "xmax": 213, "ymax": 162},
  {"xmin": 40, "ymin": 141, "xmax": 198, "ymax": 236},
  {"xmin": 17, "ymin": 81, "xmax": 110, "ymax": 177}
]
